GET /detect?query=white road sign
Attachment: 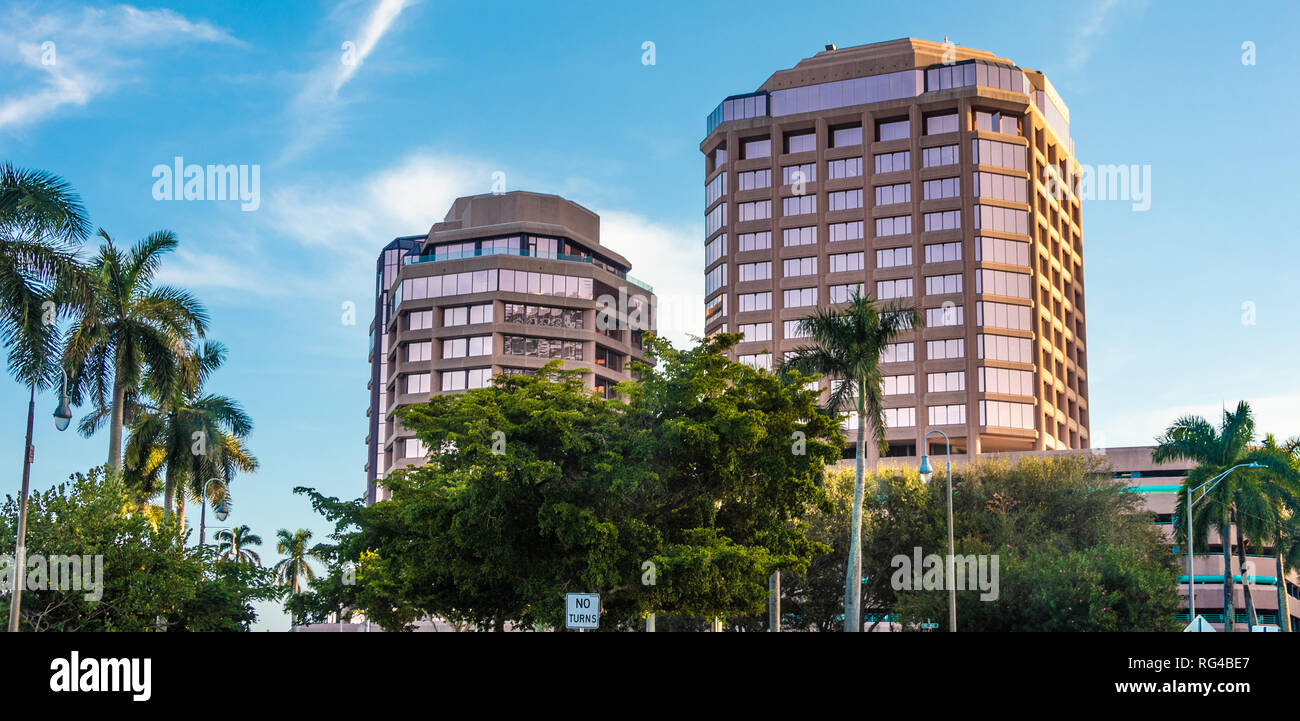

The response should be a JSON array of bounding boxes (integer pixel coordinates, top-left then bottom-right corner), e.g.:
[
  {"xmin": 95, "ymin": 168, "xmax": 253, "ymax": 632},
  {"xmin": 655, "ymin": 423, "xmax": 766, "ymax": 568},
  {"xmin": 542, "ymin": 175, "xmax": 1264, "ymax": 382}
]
[
  {"xmin": 565, "ymin": 593, "xmax": 600, "ymax": 630},
  {"xmin": 1183, "ymin": 615, "xmax": 1216, "ymax": 632}
]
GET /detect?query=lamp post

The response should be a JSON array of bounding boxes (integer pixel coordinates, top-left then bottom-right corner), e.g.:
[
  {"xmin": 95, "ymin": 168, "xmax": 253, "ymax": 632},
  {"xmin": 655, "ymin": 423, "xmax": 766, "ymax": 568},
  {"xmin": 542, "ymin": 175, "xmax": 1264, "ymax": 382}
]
[
  {"xmin": 1185, "ymin": 462, "xmax": 1264, "ymax": 625},
  {"xmin": 918, "ymin": 429, "xmax": 956, "ymax": 633},
  {"xmin": 8, "ymin": 369, "xmax": 74, "ymax": 633},
  {"xmin": 198, "ymin": 478, "xmax": 230, "ymax": 549}
]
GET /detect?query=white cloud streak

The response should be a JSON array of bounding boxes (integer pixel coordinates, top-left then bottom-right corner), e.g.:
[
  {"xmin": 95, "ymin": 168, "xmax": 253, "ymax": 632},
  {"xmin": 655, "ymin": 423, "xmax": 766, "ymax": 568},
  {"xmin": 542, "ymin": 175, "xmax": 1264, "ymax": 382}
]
[
  {"xmin": 280, "ymin": 0, "xmax": 413, "ymax": 162},
  {"xmin": 0, "ymin": 4, "xmax": 240, "ymax": 131}
]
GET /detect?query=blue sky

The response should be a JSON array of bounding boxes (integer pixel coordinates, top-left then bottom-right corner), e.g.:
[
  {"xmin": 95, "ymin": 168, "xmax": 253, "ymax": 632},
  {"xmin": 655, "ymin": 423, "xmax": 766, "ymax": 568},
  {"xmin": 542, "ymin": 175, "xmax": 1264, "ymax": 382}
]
[{"xmin": 2, "ymin": 0, "xmax": 1298, "ymax": 629}]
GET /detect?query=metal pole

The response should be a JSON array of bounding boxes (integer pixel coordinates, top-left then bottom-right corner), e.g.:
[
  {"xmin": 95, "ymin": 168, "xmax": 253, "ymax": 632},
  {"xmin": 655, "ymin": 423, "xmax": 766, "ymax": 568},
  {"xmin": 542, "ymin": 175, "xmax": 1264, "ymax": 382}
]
[
  {"xmin": 1187, "ymin": 486, "xmax": 1195, "ymax": 621},
  {"xmin": 946, "ymin": 448, "xmax": 955, "ymax": 633},
  {"xmin": 769, "ymin": 571, "xmax": 781, "ymax": 632},
  {"xmin": 8, "ymin": 386, "xmax": 35, "ymax": 633}
]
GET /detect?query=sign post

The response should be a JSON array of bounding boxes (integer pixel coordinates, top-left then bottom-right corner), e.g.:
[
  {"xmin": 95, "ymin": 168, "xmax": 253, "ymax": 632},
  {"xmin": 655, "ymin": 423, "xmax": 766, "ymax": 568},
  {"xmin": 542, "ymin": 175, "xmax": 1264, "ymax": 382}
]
[{"xmin": 565, "ymin": 593, "xmax": 600, "ymax": 631}]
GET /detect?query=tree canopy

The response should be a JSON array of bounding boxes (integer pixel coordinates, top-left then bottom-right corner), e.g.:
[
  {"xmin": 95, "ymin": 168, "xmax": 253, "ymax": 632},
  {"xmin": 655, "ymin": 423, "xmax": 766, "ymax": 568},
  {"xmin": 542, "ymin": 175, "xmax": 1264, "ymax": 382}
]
[{"xmin": 290, "ymin": 333, "xmax": 842, "ymax": 630}]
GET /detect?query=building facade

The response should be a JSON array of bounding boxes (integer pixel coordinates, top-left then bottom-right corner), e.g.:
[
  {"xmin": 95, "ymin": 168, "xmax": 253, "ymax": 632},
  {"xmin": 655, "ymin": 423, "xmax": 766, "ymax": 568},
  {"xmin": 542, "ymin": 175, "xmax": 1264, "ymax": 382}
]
[
  {"xmin": 701, "ymin": 38, "xmax": 1088, "ymax": 464},
  {"xmin": 365, "ymin": 191, "xmax": 656, "ymax": 503}
]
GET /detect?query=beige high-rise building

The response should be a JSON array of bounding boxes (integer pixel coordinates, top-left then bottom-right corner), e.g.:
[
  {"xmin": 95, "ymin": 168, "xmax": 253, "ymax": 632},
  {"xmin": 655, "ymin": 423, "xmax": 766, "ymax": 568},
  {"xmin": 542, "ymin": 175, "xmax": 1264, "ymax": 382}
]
[
  {"xmin": 365, "ymin": 191, "xmax": 655, "ymax": 503},
  {"xmin": 701, "ymin": 38, "xmax": 1088, "ymax": 463}
]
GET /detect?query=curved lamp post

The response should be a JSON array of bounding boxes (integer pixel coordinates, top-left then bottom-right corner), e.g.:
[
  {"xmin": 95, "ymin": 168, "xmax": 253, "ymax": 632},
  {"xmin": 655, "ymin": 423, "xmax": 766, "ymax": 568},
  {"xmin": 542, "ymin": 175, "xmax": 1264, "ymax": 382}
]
[
  {"xmin": 918, "ymin": 429, "xmax": 956, "ymax": 633},
  {"xmin": 198, "ymin": 478, "xmax": 230, "ymax": 549},
  {"xmin": 9, "ymin": 368, "xmax": 74, "ymax": 633},
  {"xmin": 1185, "ymin": 462, "xmax": 1264, "ymax": 625}
]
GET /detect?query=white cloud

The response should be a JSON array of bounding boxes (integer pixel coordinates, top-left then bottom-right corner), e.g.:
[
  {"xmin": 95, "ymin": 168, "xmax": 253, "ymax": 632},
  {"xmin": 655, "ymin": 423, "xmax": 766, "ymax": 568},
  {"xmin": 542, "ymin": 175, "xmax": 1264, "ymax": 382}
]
[
  {"xmin": 0, "ymin": 4, "xmax": 239, "ymax": 131},
  {"xmin": 280, "ymin": 0, "xmax": 413, "ymax": 162},
  {"xmin": 595, "ymin": 210, "xmax": 701, "ymax": 348},
  {"xmin": 1067, "ymin": 0, "xmax": 1123, "ymax": 70},
  {"xmin": 158, "ymin": 151, "xmax": 489, "ymax": 301}
]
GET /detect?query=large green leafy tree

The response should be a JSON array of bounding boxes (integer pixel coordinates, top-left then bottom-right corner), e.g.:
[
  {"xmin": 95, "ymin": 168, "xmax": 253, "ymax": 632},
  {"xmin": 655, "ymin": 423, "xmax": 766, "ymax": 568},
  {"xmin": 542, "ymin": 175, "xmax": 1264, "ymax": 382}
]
[
  {"xmin": 290, "ymin": 334, "xmax": 840, "ymax": 631},
  {"xmin": 1154, "ymin": 401, "xmax": 1294, "ymax": 631},
  {"xmin": 64, "ymin": 229, "xmax": 208, "ymax": 481},
  {"xmin": 0, "ymin": 467, "xmax": 279, "ymax": 631},
  {"xmin": 882, "ymin": 454, "xmax": 1181, "ymax": 631},
  {"xmin": 781, "ymin": 290, "xmax": 922, "ymax": 631}
]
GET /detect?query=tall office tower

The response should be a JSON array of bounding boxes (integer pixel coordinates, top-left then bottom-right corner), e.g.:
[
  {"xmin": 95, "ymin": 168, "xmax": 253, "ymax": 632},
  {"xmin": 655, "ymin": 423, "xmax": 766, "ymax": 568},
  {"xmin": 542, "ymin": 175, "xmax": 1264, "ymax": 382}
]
[
  {"xmin": 701, "ymin": 38, "xmax": 1088, "ymax": 463},
  {"xmin": 365, "ymin": 191, "xmax": 656, "ymax": 503}
]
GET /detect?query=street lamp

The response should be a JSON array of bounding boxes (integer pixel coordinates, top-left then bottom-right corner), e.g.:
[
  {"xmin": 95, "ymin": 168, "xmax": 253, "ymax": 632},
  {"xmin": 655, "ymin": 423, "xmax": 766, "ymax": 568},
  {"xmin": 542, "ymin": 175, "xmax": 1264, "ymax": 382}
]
[
  {"xmin": 1185, "ymin": 462, "xmax": 1265, "ymax": 624},
  {"xmin": 9, "ymin": 367, "xmax": 75, "ymax": 632},
  {"xmin": 918, "ymin": 429, "xmax": 956, "ymax": 633},
  {"xmin": 199, "ymin": 478, "xmax": 230, "ymax": 549},
  {"xmin": 52, "ymin": 368, "xmax": 72, "ymax": 432}
]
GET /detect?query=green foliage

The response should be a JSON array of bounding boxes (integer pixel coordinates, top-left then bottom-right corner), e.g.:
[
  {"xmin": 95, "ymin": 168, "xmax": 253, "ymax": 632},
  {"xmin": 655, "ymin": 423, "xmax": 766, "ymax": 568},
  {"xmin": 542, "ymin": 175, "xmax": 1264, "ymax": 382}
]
[
  {"xmin": 0, "ymin": 467, "xmax": 279, "ymax": 631},
  {"xmin": 778, "ymin": 454, "xmax": 1180, "ymax": 631},
  {"xmin": 291, "ymin": 334, "xmax": 841, "ymax": 630},
  {"xmin": 0, "ymin": 163, "xmax": 92, "ymax": 388}
]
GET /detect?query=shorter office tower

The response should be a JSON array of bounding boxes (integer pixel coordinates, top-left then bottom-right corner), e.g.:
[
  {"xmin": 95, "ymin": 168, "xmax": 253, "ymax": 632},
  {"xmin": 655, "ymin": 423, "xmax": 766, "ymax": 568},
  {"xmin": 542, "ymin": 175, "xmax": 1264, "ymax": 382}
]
[{"xmin": 364, "ymin": 191, "xmax": 656, "ymax": 503}]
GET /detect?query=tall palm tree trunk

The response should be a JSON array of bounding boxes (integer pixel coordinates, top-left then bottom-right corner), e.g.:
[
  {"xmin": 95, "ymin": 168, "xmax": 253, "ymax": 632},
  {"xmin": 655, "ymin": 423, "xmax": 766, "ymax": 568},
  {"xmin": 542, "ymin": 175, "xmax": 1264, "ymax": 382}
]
[
  {"xmin": 1221, "ymin": 521, "xmax": 1236, "ymax": 632},
  {"xmin": 1275, "ymin": 553, "xmax": 1291, "ymax": 632},
  {"xmin": 176, "ymin": 484, "xmax": 187, "ymax": 539},
  {"xmin": 107, "ymin": 378, "xmax": 126, "ymax": 471},
  {"xmin": 1234, "ymin": 515, "xmax": 1258, "ymax": 627},
  {"xmin": 162, "ymin": 457, "xmax": 176, "ymax": 519},
  {"xmin": 844, "ymin": 386, "xmax": 866, "ymax": 632}
]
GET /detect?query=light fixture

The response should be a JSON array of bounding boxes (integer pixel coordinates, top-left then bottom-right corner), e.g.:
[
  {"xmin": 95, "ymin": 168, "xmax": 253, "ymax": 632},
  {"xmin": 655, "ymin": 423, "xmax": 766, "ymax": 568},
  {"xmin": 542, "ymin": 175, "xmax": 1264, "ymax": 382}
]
[
  {"xmin": 52, "ymin": 368, "xmax": 72, "ymax": 432},
  {"xmin": 214, "ymin": 495, "xmax": 230, "ymax": 523},
  {"xmin": 918, "ymin": 454, "xmax": 933, "ymax": 483}
]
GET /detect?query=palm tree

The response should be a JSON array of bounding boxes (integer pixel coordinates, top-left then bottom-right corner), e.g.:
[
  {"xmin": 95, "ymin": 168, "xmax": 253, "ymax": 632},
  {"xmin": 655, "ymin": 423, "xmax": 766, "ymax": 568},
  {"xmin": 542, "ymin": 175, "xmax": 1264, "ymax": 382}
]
[
  {"xmin": 1228, "ymin": 435, "xmax": 1300, "ymax": 627},
  {"xmin": 216, "ymin": 525, "xmax": 263, "ymax": 565},
  {"xmin": 1273, "ymin": 511, "xmax": 1300, "ymax": 632},
  {"xmin": 64, "ymin": 229, "xmax": 208, "ymax": 478},
  {"xmin": 274, "ymin": 528, "xmax": 324, "ymax": 629},
  {"xmin": 1154, "ymin": 401, "xmax": 1291, "ymax": 631},
  {"xmin": 123, "ymin": 341, "xmax": 257, "ymax": 529},
  {"xmin": 1, "ymin": 164, "xmax": 93, "ymax": 388},
  {"xmin": 1, "ymin": 164, "xmax": 93, "ymax": 633},
  {"xmin": 781, "ymin": 290, "xmax": 922, "ymax": 632}
]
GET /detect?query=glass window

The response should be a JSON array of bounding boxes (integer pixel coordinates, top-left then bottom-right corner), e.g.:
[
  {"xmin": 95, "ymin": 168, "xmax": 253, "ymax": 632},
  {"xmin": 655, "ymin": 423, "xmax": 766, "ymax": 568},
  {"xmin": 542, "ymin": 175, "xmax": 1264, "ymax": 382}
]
[
  {"xmin": 742, "ymin": 137, "xmax": 771, "ymax": 159},
  {"xmin": 738, "ymin": 231, "xmax": 771, "ymax": 251},
  {"xmin": 874, "ymin": 151, "xmax": 910, "ymax": 173},
  {"xmin": 828, "ymin": 189, "xmax": 863, "ymax": 211},
  {"xmin": 829, "ymin": 221, "xmax": 864, "ymax": 242},
  {"xmin": 876, "ymin": 118, "xmax": 910, "ymax": 142},
  {"xmin": 827, "ymin": 157, "xmax": 863, "ymax": 180},
  {"xmin": 785, "ymin": 131, "xmax": 816, "ymax": 154},
  {"xmin": 876, "ymin": 278, "xmax": 913, "ymax": 299},
  {"xmin": 783, "ymin": 257, "xmax": 817, "ymax": 277},
  {"xmin": 831, "ymin": 125, "xmax": 863, "ymax": 147},
  {"xmin": 925, "ymin": 113, "xmax": 959, "ymax": 135},
  {"xmin": 875, "ymin": 183, "xmax": 910, "ymax": 205},
  {"xmin": 784, "ymin": 287, "xmax": 817, "ymax": 307},
  {"xmin": 783, "ymin": 226, "xmax": 817, "ymax": 247}
]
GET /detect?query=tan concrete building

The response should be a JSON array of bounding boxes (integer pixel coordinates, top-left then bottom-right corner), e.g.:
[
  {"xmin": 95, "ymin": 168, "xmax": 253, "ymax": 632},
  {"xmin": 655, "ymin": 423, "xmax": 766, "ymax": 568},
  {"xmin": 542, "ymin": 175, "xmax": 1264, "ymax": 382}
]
[
  {"xmin": 365, "ymin": 191, "xmax": 655, "ymax": 503},
  {"xmin": 701, "ymin": 38, "xmax": 1087, "ymax": 464}
]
